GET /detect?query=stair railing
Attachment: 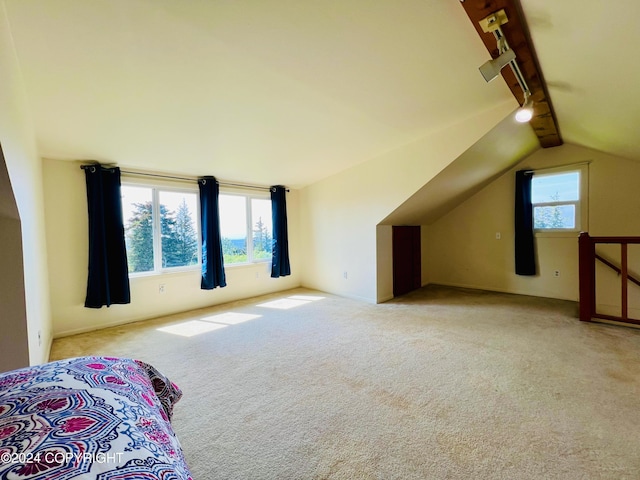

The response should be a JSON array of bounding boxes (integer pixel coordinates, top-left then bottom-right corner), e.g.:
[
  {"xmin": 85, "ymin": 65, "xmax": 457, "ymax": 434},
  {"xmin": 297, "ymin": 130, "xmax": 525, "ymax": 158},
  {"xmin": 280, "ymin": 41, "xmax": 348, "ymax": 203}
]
[{"xmin": 578, "ymin": 232, "xmax": 640, "ymax": 325}]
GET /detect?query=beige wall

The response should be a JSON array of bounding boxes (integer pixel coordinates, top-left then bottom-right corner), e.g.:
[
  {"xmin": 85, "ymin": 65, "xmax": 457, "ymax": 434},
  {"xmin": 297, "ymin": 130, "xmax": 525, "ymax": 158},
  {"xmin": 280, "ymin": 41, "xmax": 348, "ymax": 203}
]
[
  {"xmin": 299, "ymin": 101, "xmax": 515, "ymax": 303},
  {"xmin": 0, "ymin": 0, "xmax": 52, "ymax": 368},
  {"xmin": 43, "ymin": 159, "xmax": 301, "ymax": 337},
  {"xmin": 426, "ymin": 142, "xmax": 640, "ymax": 305},
  {"xmin": 376, "ymin": 225, "xmax": 393, "ymax": 302}
]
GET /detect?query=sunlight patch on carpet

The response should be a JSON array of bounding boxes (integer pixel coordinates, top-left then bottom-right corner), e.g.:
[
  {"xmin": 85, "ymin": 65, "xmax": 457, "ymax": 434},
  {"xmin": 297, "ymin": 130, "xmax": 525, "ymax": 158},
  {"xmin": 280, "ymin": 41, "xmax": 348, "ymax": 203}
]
[
  {"xmin": 200, "ymin": 312, "xmax": 262, "ymax": 325},
  {"xmin": 157, "ymin": 320, "xmax": 227, "ymax": 337},
  {"xmin": 289, "ymin": 295, "xmax": 326, "ymax": 301},
  {"xmin": 157, "ymin": 312, "xmax": 263, "ymax": 337},
  {"xmin": 258, "ymin": 295, "xmax": 325, "ymax": 310}
]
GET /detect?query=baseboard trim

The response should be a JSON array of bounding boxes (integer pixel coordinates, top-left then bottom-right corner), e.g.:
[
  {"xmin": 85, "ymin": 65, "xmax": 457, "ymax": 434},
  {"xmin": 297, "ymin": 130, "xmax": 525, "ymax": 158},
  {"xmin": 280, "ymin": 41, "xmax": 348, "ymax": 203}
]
[
  {"xmin": 377, "ymin": 294, "xmax": 394, "ymax": 304},
  {"xmin": 432, "ymin": 281, "xmax": 577, "ymax": 302},
  {"xmin": 44, "ymin": 337, "xmax": 54, "ymax": 363}
]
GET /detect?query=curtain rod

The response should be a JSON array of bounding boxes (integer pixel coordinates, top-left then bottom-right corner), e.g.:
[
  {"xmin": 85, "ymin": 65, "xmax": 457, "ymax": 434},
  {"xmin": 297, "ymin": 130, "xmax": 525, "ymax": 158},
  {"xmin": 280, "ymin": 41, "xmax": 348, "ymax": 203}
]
[
  {"xmin": 522, "ymin": 160, "xmax": 591, "ymax": 175},
  {"xmin": 80, "ymin": 165, "xmax": 288, "ymax": 192}
]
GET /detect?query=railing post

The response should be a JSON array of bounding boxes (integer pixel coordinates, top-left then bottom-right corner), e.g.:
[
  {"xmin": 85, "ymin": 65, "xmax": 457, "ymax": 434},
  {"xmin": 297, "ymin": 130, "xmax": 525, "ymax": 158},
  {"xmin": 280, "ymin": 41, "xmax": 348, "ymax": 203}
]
[
  {"xmin": 621, "ymin": 242, "xmax": 628, "ymax": 321},
  {"xmin": 578, "ymin": 232, "xmax": 595, "ymax": 321}
]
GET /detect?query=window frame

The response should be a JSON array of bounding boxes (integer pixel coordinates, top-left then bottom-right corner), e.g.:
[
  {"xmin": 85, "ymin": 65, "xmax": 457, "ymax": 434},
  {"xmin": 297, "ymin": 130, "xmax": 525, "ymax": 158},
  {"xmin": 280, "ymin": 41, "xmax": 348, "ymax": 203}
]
[
  {"xmin": 121, "ymin": 180, "xmax": 273, "ymax": 276},
  {"xmin": 218, "ymin": 189, "xmax": 272, "ymax": 266},
  {"xmin": 121, "ymin": 180, "xmax": 202, "ymax": 277},
  {"xmin": 531, "ymin": 164, "xmax": 589, "ymax": 236}
]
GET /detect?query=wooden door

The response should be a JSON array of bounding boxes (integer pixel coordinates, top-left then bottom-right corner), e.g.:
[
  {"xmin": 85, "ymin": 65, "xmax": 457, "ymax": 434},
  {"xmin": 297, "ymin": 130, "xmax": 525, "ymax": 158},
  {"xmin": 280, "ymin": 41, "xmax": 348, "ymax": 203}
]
[{"xmin": 392, "ymin": 226, "xmax": 421, "ymax": 297}]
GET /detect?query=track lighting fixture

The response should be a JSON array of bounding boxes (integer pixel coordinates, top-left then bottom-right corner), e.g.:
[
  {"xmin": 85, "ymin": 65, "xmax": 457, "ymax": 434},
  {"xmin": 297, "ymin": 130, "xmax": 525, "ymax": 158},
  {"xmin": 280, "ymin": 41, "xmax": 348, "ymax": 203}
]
[
  {"xmin": 479, "ymin": 47, "xmax": 515, "ymax": 82},
  {"xmin": 478, "ymin": 9, "xmax": 534, "ymax": 123}
]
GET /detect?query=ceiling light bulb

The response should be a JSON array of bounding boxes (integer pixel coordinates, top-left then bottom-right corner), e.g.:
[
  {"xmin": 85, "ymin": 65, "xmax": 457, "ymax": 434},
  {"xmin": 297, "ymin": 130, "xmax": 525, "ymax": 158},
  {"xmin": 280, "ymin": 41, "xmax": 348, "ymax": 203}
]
[
  {"xmin": 515, "ymin": 106, "xmax": 533, "ymax": 123},
  {"xmin": 515, "ymin": 93, "xmax": 534, "ymax": 123}
]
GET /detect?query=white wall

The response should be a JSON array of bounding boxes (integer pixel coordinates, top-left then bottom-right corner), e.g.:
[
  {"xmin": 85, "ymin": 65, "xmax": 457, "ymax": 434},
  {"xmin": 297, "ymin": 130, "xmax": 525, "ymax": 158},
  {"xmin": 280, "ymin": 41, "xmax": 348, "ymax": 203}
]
[
  {"xmin": 0, "ymin": 0, "xmax": 52, "ymax": 367},
  {"xmin": 299, "ymin": 101, "xmax": 515, "ymax": 303},
  {"xmin": 426, "ymin": 143, "xmax": 640, "ymax": 304},
  {"xmin": 43, "ymin": 159, "xmax": 301, "ymax": 337},
  {"xmin": 376, "ymin": 225, "xmax": 393, "ymax": 302}
]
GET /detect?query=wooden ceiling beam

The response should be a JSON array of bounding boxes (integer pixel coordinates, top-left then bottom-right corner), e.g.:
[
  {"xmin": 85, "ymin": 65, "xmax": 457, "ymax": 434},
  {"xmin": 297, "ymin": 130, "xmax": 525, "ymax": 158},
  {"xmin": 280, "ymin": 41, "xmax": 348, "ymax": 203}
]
[{"xmin": 459, "ymin": 0, "xmax": 562, "ymax": 148}]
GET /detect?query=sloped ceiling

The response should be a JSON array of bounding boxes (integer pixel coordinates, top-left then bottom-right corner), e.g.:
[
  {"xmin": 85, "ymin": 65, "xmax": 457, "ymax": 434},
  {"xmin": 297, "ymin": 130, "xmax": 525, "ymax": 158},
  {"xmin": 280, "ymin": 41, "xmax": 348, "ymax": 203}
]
[
  {"xmin": 381, "ymin": 113, "xmax": 539, "ymax": 226},
  {"xmin": 3, "ymin": 1, "xmax": 640, "ymax": 191},
  {"xmin": 521, "ymin": 0, "xmax": 640, "ymax": 160},
  {"xmin": 3, "ymin": 0, "xmax": 515, "ymax": 188}
]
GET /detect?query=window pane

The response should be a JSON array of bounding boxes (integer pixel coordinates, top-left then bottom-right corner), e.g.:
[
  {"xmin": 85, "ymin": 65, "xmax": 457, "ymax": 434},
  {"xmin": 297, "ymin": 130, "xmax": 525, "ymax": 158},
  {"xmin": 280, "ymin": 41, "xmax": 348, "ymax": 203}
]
[
  {"xmin": 534, "ymin": 205, "xmax": 576, "ymax": 229},
  {"xmin": 122, "ymin": 185, "xmax": 154, "ymax": 273},
  {"xmin": 531, "ymin": 172, "xmax": 579, "ymax": 203},
  {"xmin": 159, "ymin": 191, "xmax": 199, "ymax": 268},
  {"xmin": 219, "ymin": 194, "xmax": 247, "ymax": 264},
  {"xmin": 251, "ymin": 198, "xmax": 272, "ymax": 261}
]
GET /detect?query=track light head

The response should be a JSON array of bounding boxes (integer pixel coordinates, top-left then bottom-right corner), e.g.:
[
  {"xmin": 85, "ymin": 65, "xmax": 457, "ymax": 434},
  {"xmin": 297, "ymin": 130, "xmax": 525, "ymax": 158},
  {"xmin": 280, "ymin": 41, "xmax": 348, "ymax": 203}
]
[
  {"xmin": 515, "ymin": 92, "xmax": 534, "ymax": 123},
  {"xmin": 479, "ymin": 48, "xmax": 516, "ymax": 82}
]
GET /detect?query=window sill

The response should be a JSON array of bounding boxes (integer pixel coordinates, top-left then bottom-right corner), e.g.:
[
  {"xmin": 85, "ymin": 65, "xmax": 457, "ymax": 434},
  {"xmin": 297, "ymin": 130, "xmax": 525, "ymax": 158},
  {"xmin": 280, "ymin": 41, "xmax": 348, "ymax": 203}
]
[
  {"xmin": 225, "ymin": 261, "xmax": 271, "ymax": 270},
  {"xmin": 129, "ymin": 266, "xmax": 200, "ymax": 279},
  {"xmin": 129, "ymin": 261, "xmax": 270, "ymax": 279},
  {"xmin": 534, "ymin": 230, "xmax": 582, "ymax": 239}
]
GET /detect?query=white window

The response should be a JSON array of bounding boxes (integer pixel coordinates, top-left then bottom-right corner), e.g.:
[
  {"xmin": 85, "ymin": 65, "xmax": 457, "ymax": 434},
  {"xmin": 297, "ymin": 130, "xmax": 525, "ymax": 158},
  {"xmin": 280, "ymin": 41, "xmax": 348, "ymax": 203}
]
[
  {"xmin": 121, "ymin": 184, "xmax": 200, "ymax": 274},
  {"xmin": 219, "ymin": 193, "xmax": 272, "ymax": 265},
  {"xmin": 531, "ymin": 165, "xmax": 588, "ymax": 232}
]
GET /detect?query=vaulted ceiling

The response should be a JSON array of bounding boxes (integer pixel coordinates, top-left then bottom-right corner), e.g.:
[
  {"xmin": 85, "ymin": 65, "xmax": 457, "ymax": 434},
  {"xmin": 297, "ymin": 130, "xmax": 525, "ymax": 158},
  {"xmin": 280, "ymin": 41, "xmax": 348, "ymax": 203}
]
[{"xmin": 3, "ymin": 0, "xmax": 640, "ymax": 189}]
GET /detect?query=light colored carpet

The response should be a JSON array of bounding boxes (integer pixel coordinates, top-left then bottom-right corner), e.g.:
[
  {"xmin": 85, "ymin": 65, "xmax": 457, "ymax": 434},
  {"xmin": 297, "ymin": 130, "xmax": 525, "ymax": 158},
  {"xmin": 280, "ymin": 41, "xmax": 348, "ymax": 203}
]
[{"xmin": 50, "ymin": 285, "xmax": 640, "ymax": 479}]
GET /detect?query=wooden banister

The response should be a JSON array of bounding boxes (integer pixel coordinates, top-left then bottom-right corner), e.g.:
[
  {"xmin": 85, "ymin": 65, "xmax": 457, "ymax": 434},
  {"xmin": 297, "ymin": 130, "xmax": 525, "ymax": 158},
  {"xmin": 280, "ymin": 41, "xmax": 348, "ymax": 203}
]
[
  {"xmin": 578, "ymin": 232, "xmax": 595, "ymax": 322},
  {"xmin": 585, "ymin": 236, "xmax": 640, "ymax": 243},
  {"xmin": 594, "ymin": 254, "xmax": 640, "ymax": 288},
  {"xmin": 578, "ymin": 232, "xmax": 640, "ymax": 326}
]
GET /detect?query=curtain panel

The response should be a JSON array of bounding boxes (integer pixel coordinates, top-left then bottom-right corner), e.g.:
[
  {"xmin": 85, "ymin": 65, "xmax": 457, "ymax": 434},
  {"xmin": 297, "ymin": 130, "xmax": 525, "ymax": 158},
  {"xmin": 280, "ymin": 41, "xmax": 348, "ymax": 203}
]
[
  {"xmin": 199, "ymin": 176, "xmax": 226, "ymax": 289},
  {"xmin": 84, "ymin": 166, "xmax": 130, "ymax": 307},
  {"xmin": 514, "ymin": 170, "xmax": 536, "ymax": 275},
  {"xmin": 270, "ymin": 185, "xmax": 291, "ymax": 278}
]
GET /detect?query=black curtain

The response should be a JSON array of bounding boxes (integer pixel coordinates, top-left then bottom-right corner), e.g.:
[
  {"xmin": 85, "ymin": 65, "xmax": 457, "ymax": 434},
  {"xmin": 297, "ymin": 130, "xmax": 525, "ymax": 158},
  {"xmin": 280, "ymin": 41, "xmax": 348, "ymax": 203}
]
[
  {"xmin": 271, "ymin": 185, "xmax": 291, "ymax": 278},
  {"xmin": 515, "ymin": 170, "xmax": 536, "ymax": 275},
  {"xmin": 84, "ymin": 166, "xmax": 130, "ymax": 308},
  {"xmin": 199, "ymin": 176, "xmax": 226, "ymax": 289}
]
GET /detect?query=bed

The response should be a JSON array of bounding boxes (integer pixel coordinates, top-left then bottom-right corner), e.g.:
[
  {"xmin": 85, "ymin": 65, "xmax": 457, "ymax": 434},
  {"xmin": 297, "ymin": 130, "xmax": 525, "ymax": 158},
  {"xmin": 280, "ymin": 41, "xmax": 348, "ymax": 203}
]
[{"xmin": 0, "ymin": 356, "xmax": 193, "ymax": 479}]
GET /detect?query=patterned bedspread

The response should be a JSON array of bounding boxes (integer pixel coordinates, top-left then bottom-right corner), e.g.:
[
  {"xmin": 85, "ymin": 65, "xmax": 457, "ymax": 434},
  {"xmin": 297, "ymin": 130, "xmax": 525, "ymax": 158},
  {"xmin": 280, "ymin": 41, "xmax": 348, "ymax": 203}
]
[{"xmin": 0, "ymin": 356, "xmax": 193, "ymax": 479}]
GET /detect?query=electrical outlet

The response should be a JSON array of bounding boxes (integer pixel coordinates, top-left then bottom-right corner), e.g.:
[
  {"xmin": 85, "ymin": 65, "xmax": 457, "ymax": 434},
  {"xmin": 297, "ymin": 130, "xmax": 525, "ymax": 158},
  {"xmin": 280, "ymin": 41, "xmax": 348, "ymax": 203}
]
[
  {"xmin": 343, "ymin": 271, "xmax": 348, "ymax": 280},
  {"xmin": 495, "ymin": 232, "xmax": 501, "ymax": 240},
  {"xmin": 159, "ymin": 283, "xmax": 166, "ymax": 294},
  {"xmin": 554, "ymin": 270, "xmax": 560, "ymax": 277},
  {"xmin": 38, "ymin": 330, "xmax": 41, "ymax": 346}
]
